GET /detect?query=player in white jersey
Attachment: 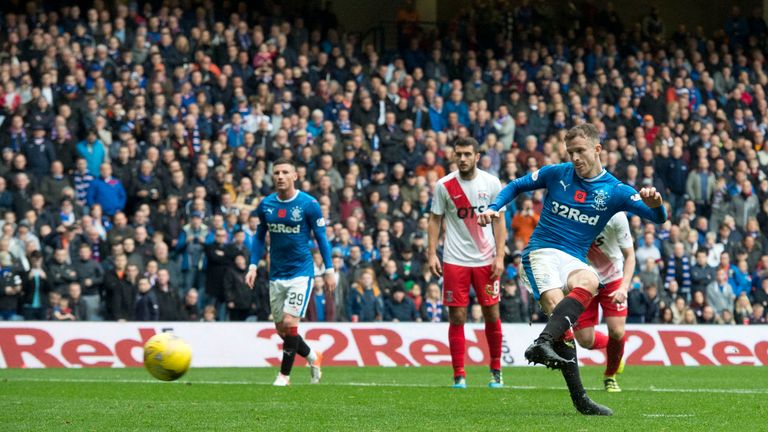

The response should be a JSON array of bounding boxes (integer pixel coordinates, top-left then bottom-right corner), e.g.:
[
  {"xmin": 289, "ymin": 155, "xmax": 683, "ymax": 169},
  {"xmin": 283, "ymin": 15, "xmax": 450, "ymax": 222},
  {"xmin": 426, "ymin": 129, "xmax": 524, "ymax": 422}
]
[
  {"xmin": 428, "ymin": 138, "xmax": 507, "ymax": 389},
  {"xmin": 573, "ymin": 212, "xmax": 634, "ymax": 392}
]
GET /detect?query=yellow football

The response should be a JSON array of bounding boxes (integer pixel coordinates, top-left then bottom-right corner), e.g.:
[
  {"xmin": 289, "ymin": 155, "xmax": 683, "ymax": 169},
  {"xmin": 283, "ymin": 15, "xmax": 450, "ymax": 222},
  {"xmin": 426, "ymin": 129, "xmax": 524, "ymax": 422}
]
[{"xmin": 143, "ymin": 332, "xmax": 192, "ymax": 381}]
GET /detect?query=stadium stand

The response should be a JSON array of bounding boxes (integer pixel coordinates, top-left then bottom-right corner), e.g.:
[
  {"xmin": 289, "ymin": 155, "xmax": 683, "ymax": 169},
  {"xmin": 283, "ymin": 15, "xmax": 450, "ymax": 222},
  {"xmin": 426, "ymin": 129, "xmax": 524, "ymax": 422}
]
[{"xmin": 0, "ymin": 1, "xmax": 765, "ymax": 325}]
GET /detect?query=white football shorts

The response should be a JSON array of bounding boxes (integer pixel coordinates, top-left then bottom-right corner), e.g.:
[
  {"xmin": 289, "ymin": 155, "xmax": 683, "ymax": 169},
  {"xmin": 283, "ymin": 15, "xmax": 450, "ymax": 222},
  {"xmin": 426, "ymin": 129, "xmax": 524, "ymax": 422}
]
[
  {"xmin": 269, "ymin": 276, "xmax": 313, "ymax": 322},
  {"xmin": 519, "ymin": 248, "xmax": 598, "ymax": 300}
]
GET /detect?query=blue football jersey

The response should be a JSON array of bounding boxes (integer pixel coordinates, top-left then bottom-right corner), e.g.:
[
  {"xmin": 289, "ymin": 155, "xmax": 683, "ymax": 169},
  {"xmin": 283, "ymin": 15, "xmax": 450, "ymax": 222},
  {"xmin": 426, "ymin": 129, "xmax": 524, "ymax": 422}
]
[
  {"xmin": 489, "ymin": 163, "xmax": 667, "ymax": 262},
  {"xmin": 250, "ymin": 191, "xmax": 332, "ymax": 279}
]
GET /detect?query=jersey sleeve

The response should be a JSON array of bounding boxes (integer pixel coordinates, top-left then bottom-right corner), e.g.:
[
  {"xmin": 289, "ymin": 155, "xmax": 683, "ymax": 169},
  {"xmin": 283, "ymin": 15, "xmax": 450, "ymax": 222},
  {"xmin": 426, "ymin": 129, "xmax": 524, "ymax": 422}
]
[
  {"xmin": 615, "ymin": 184, "xmax": 668, "ymax": 224},
  {"xmin": 430, "ymin": 181, "xmax": 447, "ymax": 215},
  {"xmin": 249, "ymin": 201, "xmax": 268, "ymax": 266},
  {"xmin": 489, "ymin": 164, "xmax": 561, "ymax": 212},
  {"xmin": 491, "ymin": 175, "xmax": 506, "ymax": 213},
  {"xmin": 613, "ymin": 212, "xmax": 634, "ymax": 249},
  {"xmin": 306, "ymin": 198, "xmax": 333, "ymax": 271}
]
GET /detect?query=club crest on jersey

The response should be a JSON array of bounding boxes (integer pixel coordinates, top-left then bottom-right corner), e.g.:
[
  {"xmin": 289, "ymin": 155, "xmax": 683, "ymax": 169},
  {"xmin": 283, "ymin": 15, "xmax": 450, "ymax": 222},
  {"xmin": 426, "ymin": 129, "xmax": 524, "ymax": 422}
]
[
  {"xmin": 290, "ymin": 206, "xmax": 303, "ymax": 222},
  {"xmin": 477, "ymin": 190, "xmax": 490, "ymax": 203},
  {"xmin": 574, "ymin": 190, "xmax": 587, "ymax": 203},
  {"xmin": 485, "ymin": 280, "xmax": 500, "ymax": 297},
  {"xmin": 592, "ymin": 190, "xmax": 609, "ymax": 211}
]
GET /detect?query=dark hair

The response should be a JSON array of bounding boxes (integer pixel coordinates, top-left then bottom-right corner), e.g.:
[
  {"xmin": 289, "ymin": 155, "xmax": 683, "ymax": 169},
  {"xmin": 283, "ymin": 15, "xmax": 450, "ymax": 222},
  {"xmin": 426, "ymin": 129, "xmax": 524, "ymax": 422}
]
[
  {"xmin": 273, "ymin": 157, "xmax": 296, "ymax": 169},
  {"xmin": 453, "ymin": 137, "xmax": 479, "ymax": 152},
  {"xmin": 565, "ymin": 123, "xmax": 600, "ymax": 145}
]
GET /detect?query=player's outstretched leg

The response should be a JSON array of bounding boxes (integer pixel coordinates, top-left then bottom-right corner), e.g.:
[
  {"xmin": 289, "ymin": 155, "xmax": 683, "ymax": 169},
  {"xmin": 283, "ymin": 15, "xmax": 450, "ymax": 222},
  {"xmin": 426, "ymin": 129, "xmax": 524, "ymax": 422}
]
[
  {"xmin": 603, "ymin": 335, "xmax": 626, "ymax": 392},
  {"xmin": 539, "ymin": 287, "xmax": 592, "ymax": 343},
  {"xmin": 524, "ymin": 339, "xmax": 573, "ymax": 369},
  {"xmin": 527, "ymin": 287, "xmax": 593, "ymax": 369},
  {"xmin": 553, "ymin": 339, "xmax": 613, "ymax": 416}
]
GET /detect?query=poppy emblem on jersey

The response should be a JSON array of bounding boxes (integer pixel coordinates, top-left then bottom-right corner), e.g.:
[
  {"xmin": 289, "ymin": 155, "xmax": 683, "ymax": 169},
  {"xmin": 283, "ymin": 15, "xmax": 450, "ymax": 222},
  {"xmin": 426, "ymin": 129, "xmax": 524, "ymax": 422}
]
[
  {"xmin": 592, "ymin": 190, "xmax": 609, "ymax": 211},
  {"xmin": 277, "ymin": 209, "xmax": 287, "ymax": 218},
  {"xmin": 574, "ymin": 190, "xmax": 587, "ymax": 203},
  {"xmin": 290, "ymin": 206, "xmax": 303, "ymax": 222}
]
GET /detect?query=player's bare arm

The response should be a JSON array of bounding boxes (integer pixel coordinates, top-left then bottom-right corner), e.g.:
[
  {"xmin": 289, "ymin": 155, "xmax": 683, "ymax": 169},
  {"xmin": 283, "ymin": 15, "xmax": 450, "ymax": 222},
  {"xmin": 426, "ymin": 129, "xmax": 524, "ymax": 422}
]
[
  {"xmin": 246, "ymin": 266, "xmax": 257, "ymax": 288},
  {"xmin": 490, "ymin": 215, "xmax": 507, "ymax": 280},
  {"xmin": 427, "ymin": 213, "xmax": 443, "ymax": 277},
  {"xmin": 610, "ymin": 246, "xmax": 635, "ymax": 304},
  {"xmin": 247, "ymin": 195, "xmax": 270, "ymax": 289},
  {"xmin": 323, "ymin": 271, "xmax": 336, "ymax": 293}
]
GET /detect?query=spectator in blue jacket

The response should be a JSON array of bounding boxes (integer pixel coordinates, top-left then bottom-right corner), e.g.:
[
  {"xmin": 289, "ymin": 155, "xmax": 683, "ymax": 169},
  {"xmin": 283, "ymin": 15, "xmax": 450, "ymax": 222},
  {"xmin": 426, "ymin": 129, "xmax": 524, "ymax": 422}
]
[
  {"xmin": 76, "ymin": 129, "xmax": 106, "ymax": 176},
  {"xmin": 730, "ymin": 259, "xmax": 753, "ymax": 298},
  {"xmin": 444, "ymin": 90, "xmax": 470, "ymax": 127},
  {"xmin": 87, "ymin": 163, "xmax": 126, "ymax": 216},
  {"xmin": 428, "ymin": 96, "xmax": 447, "ymax": 132},
  {"xmin": 225, "ymin": 113, "xmax": 246, "ymax": 148},
  {"xmin": 348, "ymin": 269, "xmax": 383, "ymax": 322}
]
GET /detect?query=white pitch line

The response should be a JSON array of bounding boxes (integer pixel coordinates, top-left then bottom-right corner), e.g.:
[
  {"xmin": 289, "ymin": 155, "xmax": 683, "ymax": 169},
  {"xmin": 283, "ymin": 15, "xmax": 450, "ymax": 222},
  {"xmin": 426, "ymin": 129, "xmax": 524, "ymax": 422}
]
[
  {"xmin": 642, "ymin": 414, "xmax": 695, "ymax": 418},
  {"xmin": 3, "ymin": 377, "xmax": 768, "ymax": 395},
  {"xmin": 647, "ymin": 386, "xmax": 768, "ymax": 395}
]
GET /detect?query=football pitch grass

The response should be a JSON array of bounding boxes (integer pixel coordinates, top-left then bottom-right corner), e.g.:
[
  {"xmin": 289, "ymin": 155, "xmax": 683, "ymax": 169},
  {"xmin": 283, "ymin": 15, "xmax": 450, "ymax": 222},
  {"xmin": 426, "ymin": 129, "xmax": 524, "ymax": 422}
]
[{"xmin": 2, "ymin": 366, "xmax": 767, "ymax": 431}]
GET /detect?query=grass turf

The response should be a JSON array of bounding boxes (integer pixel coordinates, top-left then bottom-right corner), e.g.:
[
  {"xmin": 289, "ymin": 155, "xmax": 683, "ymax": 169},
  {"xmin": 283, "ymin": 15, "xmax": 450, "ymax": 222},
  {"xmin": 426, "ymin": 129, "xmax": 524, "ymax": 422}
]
[{"xmin": 1, "ymin": 366, "xmax": 767, "ymax": 431}]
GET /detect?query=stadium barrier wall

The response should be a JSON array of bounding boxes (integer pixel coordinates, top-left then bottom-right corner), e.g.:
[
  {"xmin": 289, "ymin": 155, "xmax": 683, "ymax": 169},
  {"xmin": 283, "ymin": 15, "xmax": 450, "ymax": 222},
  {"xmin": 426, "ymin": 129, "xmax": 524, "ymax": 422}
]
[{"xmin": 1, "ymin": 322, "xmax": 766, "ymax": 368}]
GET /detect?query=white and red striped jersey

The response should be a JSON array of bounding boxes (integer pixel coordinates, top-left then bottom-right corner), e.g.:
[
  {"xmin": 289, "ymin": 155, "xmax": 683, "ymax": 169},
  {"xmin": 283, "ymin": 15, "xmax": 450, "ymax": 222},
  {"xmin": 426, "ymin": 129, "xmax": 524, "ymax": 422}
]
[
  {"xmin": 431, "ymin": 170, "xmax": 504, "ymax": 267},
  {"xmin": 587, "ymin": 212, "xmax": 633, "ymax": 284}
]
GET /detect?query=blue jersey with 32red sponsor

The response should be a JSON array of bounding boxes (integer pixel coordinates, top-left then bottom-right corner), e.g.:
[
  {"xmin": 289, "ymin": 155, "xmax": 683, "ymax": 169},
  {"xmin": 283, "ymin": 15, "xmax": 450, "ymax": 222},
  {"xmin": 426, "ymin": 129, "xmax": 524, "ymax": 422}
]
[
  {"xmin": 250, "ymin": 191, "xmax": 332, "ymax": 280},
  {"xmin": 489, "ymin": 163, "xmax": 667, "ymax": 262}
]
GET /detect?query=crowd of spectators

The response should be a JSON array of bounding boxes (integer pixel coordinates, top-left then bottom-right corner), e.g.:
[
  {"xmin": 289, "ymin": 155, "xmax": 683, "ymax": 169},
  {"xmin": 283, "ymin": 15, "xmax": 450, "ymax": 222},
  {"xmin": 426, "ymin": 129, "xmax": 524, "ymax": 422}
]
[{"xmin": 0, "ymin": 1, "xmax": 766, "ymax": 325}]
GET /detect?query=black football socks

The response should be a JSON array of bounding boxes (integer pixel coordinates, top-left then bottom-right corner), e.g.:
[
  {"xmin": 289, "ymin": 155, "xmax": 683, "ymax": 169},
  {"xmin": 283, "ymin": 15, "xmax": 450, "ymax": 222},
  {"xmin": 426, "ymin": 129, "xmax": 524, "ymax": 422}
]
[
  {"xmin": 297, "ymin": 336, "xmax": 311, "ymax": 358},
  {"xmin": 280, "ymin": 327, "xmax": 300, "ymax": 376},
  {"xmin": 553, "ymin": 339, "xmax": 585, "ymax": 400},
  {"xmin": 538, "ymin": 288, "xmax": 592, "ymax": 343}
]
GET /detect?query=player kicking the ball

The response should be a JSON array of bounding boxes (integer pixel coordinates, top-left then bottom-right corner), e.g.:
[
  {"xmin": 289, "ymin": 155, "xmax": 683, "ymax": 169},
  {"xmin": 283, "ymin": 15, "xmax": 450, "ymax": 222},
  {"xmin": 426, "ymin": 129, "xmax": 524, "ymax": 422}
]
[
  {"xmin": 478, "ymin": 124, "xmax": 666, "ymax": 415},
  {"xmin": 428, "ymin": 137, "xmax": 507, "ymax": 389},
  {"xmin": 246, "ymin": 158, "xmax": 336, "ymax": 386},
  {"xmin": 573, "ymin": 212, "xmax": 635, "ymax": 392}
]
